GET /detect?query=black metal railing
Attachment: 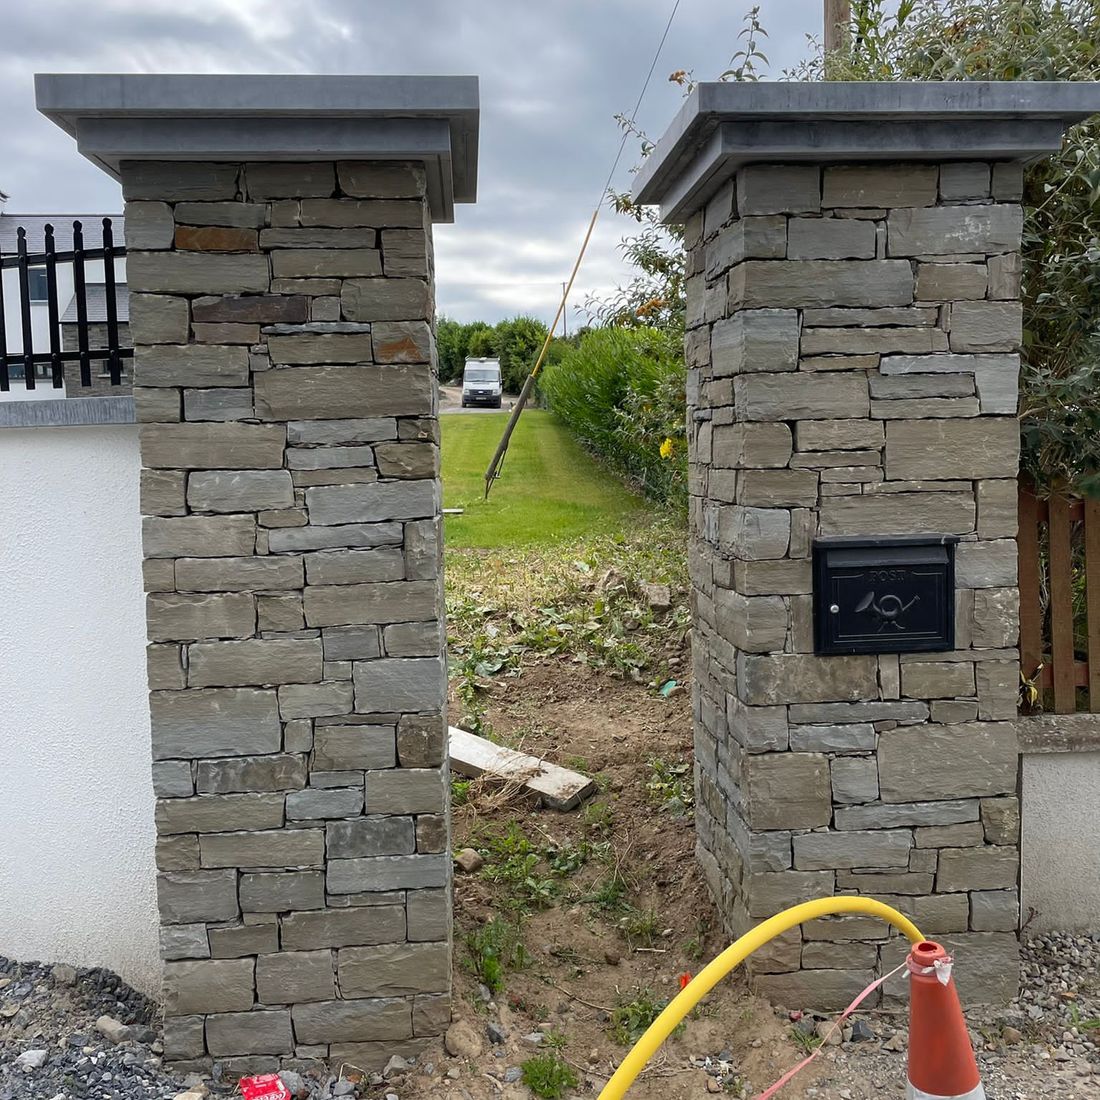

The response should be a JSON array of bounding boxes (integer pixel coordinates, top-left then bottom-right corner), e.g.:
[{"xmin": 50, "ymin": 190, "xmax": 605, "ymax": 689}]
[{"xmin": 0, "ymin": 218, "xmax": 130, "ymax": 391}]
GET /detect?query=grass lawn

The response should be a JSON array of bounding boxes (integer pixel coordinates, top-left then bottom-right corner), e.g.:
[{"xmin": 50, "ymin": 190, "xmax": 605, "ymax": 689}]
[{"xmin": 440, "ymin": 409, "xmax": 647, "ymax": 549}]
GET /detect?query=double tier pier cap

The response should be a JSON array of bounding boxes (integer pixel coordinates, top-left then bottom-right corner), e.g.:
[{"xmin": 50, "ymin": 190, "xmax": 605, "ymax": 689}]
[
  {"xmin": 634, "ymin": 81, "xmax": 1100, "ymax": 223},
  {"xmin": 34, "ymin": 73, "xmax": 479, "ymax": 222}
]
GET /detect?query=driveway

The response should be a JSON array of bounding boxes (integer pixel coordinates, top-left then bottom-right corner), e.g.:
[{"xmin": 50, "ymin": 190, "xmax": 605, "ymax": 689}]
[{"xmin": 439, "ymin": 384, "xmax": 517, "ymax": 413}]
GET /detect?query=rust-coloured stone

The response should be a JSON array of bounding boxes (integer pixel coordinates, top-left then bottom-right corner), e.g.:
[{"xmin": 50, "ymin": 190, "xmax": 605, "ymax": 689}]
[{"xmin": 175, "ymin": 225, "xmax": 260, "ymax": 253}]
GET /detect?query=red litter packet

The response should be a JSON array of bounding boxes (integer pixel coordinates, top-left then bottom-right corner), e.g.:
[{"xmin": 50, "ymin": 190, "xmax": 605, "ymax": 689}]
[{"xmin": 239, "ymin": 1074, "xmax": 292, "ymax": 1100}]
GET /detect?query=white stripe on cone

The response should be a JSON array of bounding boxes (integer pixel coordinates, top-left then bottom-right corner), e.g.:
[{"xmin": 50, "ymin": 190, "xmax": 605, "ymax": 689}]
[{"xmin": 907, "ymin": 1081, "xmax": 986, "ymax": 1100}]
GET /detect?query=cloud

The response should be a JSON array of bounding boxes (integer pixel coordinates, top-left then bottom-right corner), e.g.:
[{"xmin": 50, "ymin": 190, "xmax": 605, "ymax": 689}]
[{"xmin": 0, "ymin": 0, "xmax": 822, "ymax": 322}]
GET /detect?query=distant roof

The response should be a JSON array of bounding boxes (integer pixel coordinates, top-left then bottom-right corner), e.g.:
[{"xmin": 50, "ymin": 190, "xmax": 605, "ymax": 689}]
[
  {"xmin": 60, "ymin": 283, "xmax": 130, "ymax": 324},
  {"xmin": 0, "ymin": 212, "xmax": 125, "ymax": 254}
]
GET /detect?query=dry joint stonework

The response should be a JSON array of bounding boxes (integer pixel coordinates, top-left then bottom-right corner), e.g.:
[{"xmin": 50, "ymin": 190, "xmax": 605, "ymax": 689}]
[
  {"xmin": 686, "ymin": 162, "xmax": 1023, "ymax": 1009},
  {"xmin": 130, "ymin": 159, "xmax": 451, "ymax": 1076}
]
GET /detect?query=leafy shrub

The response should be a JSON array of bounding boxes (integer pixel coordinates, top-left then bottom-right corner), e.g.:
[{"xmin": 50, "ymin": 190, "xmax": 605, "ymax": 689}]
[
  {"xmin": 539, "ymin": 326, "xmax": 686, "ymax": 505},
  {"xmin": 522, "ymin": 1052, "xmax": 578, "ymax": 1098}
]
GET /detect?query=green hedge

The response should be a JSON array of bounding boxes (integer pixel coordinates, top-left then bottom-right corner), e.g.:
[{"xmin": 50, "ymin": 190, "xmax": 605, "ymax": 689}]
[{"xmin": 538, "ymin": 327, "xmax": 686, "ymax": 506}]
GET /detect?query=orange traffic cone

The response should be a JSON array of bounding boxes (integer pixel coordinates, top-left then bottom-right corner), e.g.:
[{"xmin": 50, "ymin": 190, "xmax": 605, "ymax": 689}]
[{"xmin": 907, "ymin": 940, "xmax": 986, "ymax": 1099}]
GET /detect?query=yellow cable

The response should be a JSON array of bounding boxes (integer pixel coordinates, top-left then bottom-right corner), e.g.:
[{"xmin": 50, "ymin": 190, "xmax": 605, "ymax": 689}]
[{"xmin": 597, "ymin": 896, "xmax": 924, "ymax": 1100}]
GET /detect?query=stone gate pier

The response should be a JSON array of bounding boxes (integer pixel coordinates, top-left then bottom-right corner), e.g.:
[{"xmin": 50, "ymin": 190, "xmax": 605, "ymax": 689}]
[
  {"xmin": 37, "ymin": 74, "xmax": 478, "ymax": 1074},
  {"xmin": 635, "ymin": 83, "xmax": 1100, "ymax": 1007}
]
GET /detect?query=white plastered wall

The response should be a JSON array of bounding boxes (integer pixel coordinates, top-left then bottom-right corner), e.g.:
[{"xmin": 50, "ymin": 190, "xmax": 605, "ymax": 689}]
[
  {"xmin": 0, "ymin": 424, "xmax": 159, "ymax": 994},
  {"xmin": 1021, "ymin": 750, "xmax": 1100, "ymax": 932}
]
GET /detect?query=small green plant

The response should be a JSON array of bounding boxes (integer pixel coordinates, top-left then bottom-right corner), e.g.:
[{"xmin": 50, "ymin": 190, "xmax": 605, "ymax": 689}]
[
  {"xmin": 646, "ymin": 757, "xmax": 694, "ymax": 816},
  {"xmin": 451, "ymin": 778, "xmax": 473, "ymax": 806},
  {"xmin": 620, "ymin": 907, "xmax": 660, "ymax": 948},
  {"xmin": 547, "ymin": 840, "xmax": 591, "ymax": 877},
  {"xmin": 611, "ymin": 989, "xmax": 683, "ymax": 1045},
  {"xmin": 480, "ymin": 825, "xmax": 560, "ymax": 910},
  {"xmin": 521, "ymin": 1051, "xmax": 578, "ymax": 1099},
  {"xmin": 582, "ymin": 800, "xmax": 615, "ymax": 834},
  {"xmin": 789, "ymin": 1027, "xmax": 822, "ymax": 1054},
  {"xmin": 464, "ymin": 918, "xmax": 530, "ymax": 993},
  {"xmin": 586, "ymin": 870, "xmax": 631, "ymax": 913},
  {"xmin": 1067, "ymin": 1003, "xmax": 1100, "ymax": 1030}
]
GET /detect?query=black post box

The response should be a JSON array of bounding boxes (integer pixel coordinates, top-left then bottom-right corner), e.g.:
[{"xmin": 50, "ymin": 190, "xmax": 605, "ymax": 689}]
[{"xmin": 812, "ymin": 536, "xmax": 957, "ymax": 656}]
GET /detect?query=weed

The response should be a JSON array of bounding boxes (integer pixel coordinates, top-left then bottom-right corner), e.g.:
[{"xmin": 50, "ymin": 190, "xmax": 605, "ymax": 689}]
[
  {"xmin": 582, "ymin": 800, "xmax": 615, "ymax": 834},
  {"xmin": 464, "ymin": 918, "xmax": 530, "ymax": 993},
  {"xmin": 646, "ymin": 757, "xmax": 694, "ymax": 816},
  {"xmin": 620, "ymin": 907, "xmax": 661, "ymax": 948},
  {"xmin": 547, "ymin": 840, "xmax": 591, "ymax": 877},
  {"xmin": 586, "ymin": 870, "xmax": 631, "ymax": 913},
  {"xmin": 611, "ymin": 989, "xmax": 683, "ymax": 1045},
  {"xmin": 451, "ymin": 778, "xmax": 473, "ymax": 806},
  {"xmin": 789, "ymin": 1027, "xmax": 822, "ymax": 1054},
  {"xmin": 479, "ymin": 825, "xmax": 559, "ymax": 910},
  {"xmin": 1068, "ymin": 1003, "xmax": 1100, "ymax": 1030},
  {"xmin": 521, "ymin": 1052, "xmax": 578, "ymax": 1099}
]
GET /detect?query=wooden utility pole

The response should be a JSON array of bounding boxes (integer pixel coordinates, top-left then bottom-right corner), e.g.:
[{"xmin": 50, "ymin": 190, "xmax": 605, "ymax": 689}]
[{"xmin": 824, "ymin": 0, "xmax": 851, "ymax": 53}]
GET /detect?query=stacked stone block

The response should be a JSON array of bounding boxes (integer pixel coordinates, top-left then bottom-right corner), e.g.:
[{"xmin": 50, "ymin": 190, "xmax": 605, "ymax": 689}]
[
  {"xmin": 129, "ymin": 160, "xmax": 449, "ymax": 1073},
  {"xmin": 686, "ymin": 163, "xmax": 1022, "ymax": 1007}
]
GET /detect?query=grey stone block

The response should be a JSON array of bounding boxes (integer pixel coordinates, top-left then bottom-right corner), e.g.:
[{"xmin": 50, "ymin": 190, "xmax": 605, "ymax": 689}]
[
  {"xmin": 305, "ymin": 481, "xmax": 435, "ymax": 526},
  {"xmin": 712, "ymin": 422, "xmax": 792, "ymax": 468},
  {"xmin": 189, "ymin": 638, "xmax": 323, "ymax": 689},
  {"xmin": 291, "ymin": 998, "xmax": 412, "ymax": 1044},
  {"xmin": 737, "ymin": 165, "xmax": 820, "ymax": 215},
  {"xmin": 256, "ymin": 950, "xmax": 335, "ymax": 1004},
  {"xmin": 341, "ymin": 278, "xmax": 431, "ymax": 322},
  {"xmin": 711, "ymin": 309, "xmax": 799, "ymax": 376},
  {"xmin": 372, "ymin": 321, "xmax": 433, "ymax": 364},
  {"xmin": 162, "ymin": 1015, "xmax": 205, "ymax": 1060},
  {"xmin": 830, "ymin": 757, "xmax": 878, "ymax": 805},
  {"xmin": 789, "ymin": 724, "xmax": 876, "ymax": 752},
  {"xmin": 412, "ymin": 992, "xmax": 451, "ymax": 1035},
  {"xmin": 744, "ymin": 870, "xmax": 837, "ymax": 919},
  {"xmin": 260, "ymin": 228, "xmax": 378, "ymax": 250},
  {"xmin": 285, "ymin": 787, "xmax": 363, "ymax": 820},
  {"xmin": 730, "ymin": 260, "xmax": 914, "ymax": 309},
  {"xmin": 869, "ymin": 374, "xmax": 974, "ymax": 400},
  {"xmin": 800, "ymin": 326, "xmax": 945, "ymax": 356},
  {"xmin": 304, "ymin": 580, "xmax": 438, "ymax": 629},
  {"xmin": 716, "ymin": 505, "xmax": 790, "ymax": 560},
  {"xmin": 176, "ymin": 555, "xmax": 303, "ymax": 592},
  {"xmin": 738, "ymin": 653, "xmax": 878, "ymax": 706},
  {"xmin": 199, "ymin": 828, "xmax": 324, "ymax": 869},
  {"xmin": 948, "ymin": 301, "xmax": 1022, "ymax": 353},
  {"xmin": 125, "ymin": 201, "xmax": 175, "ymax": 249},
  {"xmin": 383, "ymin": 621, "xmax": 443, "ymax": 658},
  {"xmin": 981, "ymin": 796, "xmax": 1020, "ymax": 845},
  {"xmin": 152, "ymin": 760, "xmax": 194, "ymax": 798},
  {"xmin": 793, "ymin": 829, "xmax": 912, "ymax": 871},
  {"xmin": 915, "ymin": 263, "xmax": 987, "ymax": 301},
  {"xmin": 206, "ymin": 1010, "xmax": 293, "ymax": 1057},
  {"xmin": 150, "ymin": 687, "xmax": 280, "ymax": 760},
  {"xmin": 715, "ymin": 589, "xmax": 786, "ymax": 654},
  {"xmin": 795, "ymin": 419, "xmax": 883, "ymax": 451},
  {"xmin": 352, "ymin": 657, "xmax": 445, "ymax": 714},
  {"xmin": 286, "ymin": 446, "xmax": 378, "ymax": 471},
  {"xmin": 146, "ymin": 592, "xmax": 255, "ymax": 643},
  {"xmin": 888, "ymin": 205, "xmax": 1023, "ymax": 257},
  {"xmin": 267, "ymin": 522, "xmax": 402, "ymax": 553},
  {"xmin": 129, "ymin": 293, "xmax": 190, "ymax": 345},
  {"xmin": 313, "ymin": 725, "xmax": 397, "ymax": 771},
  {"xmin": 879, "ymin": 723, "xmax": 1017, "ymax": 803},
  {"xmin": 900, "ymin": 660, "xmax": 976, "ymax": 699},
  {"xmin": 734, "ymin": 371, "xmax": 869, "ymax": 422},
  {"xmin": 156, "ymin": 793, "xmax": 285, "ymax": 835},
  {"xmin": 187, "ymin": 470, "xmax": 294, "ymax": 514},
  {"xmin": 835, "ymin": 799, "xmax": 979, "ymax": 830},
  {"xmin": 141, "ymin": 423, "xmax": 286, "ymax": 470},
  {"xmin": 185, "ymin": 388, "xmax": 254, "ymax": 422},
  {"xmin": 288, "ymin": 418, "xmax": 398, "ymax": 445},
  {"xmin": 158, "ymin": 870, "xmax": 239, "ymax": 924},
  {"xmin": 278, "ymin": 681, "xmax": 354, "ymax": 720},
  {"xmin": 208, "ymin": 923, "xmax": 279, "ymax": 959},
  {"xmin": 937, "ymin": 847, "xmax": 1019, "ymax": 892},
  {"xmin": 157, "ymin": 835, "xmax": 200, "ymax": 872},
  {"xmin": 743, "ymin": 753, "xmax": 831, "ymax": 830},
  {"xmin": 381, "ymin": 229, "xmax": 430, "ymax": 277},
  {"xmin": 405, "ymin": 889, "xmax": 450, "ymax": 944},
  {"xmin": 705, "ymin": 216, "xmax": 786, "ymax": 276},
  {"xmin": 970, "ymin": 888, "xmax": 1019, "ymax": 932},
  {"xmin": 195, "ymin": 755, "xmax": 308, "ymax": 795},
  {"xmin": 128, "ymin": 251, "xmax": 270, "ymax": 295},
  {"xmin": 365, "ymin": 769, "xmax": 445, "ymax": 814},
  {"xmin": 175, "ymin": 201, "xmax": 267, "ymax": 229},
  {"xmin": 940, "ymin": 162, "xmax": 991, "ymax": 200},
  {"xmin": 255, "ymin": 365, "xmax": 432, "ymax": 421},
  {"xmin": 338, "ymin": 942, "xmax": 449, "ymax": 997},
  {"xmin": 822, "ymin": 165, "xmax": 937, "ymax": 208},
  {"xmin": 788, "ymin": 217, "xmax": 876, "ymax": 260},
  {"xmin": 397, "ymin": 715, "xmax": 446, "ymax": 768},
  {"xmin": 163, "ymin": 958, "xmax": 254, "ymax": 1015},
  {"xmin": 282, "ymin": 905, "xmax": 406, "ymax": 950},
  {"xmin": 322, "ymin": 627, "xmax": 382, "ymax": 661},
  {"xmin": 987, "ymin": 253, "xmax": 1021, "ymax": 300},
  {"xmin": 374, "ymin": 442, "xmax": 438, "ymax": 480},
  {"xmin": 267, "ymin": 332, "xmax": 375, "ymax": 363},
  {"xmin": 137, "ymin": 345, "xmax": 249, "ymax": 389},
  {"xmin": 239, "ymin": 871, "xmax": 325, "ymax": 912},
  {"xmin": 302, "ymin": 549, "xmax": 404, "ymax": 586},
  {"xmin": 245, "ymin": 162, "xmax": 335, "ymax": 199},
  {"xmin": 327, "ymin": 853, "xmax": 448, "ymax": 893},
  {"xmin": 192, "ymin": 295, "xmax": 309, "ymax": 325},
  {"xmin": 819, "ymin": 491, "xmax": 975, "ymax": 538},
  {"xmin": 143, "ymin": 515, "xmax": 256, "ymax": 559},
  {"xmin": 123, "ymin": 161, "xmax": 240, "ymax": 201}
]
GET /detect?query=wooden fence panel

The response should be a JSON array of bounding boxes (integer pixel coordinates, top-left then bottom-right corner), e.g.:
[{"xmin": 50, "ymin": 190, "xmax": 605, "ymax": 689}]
[
  {"xmin": 1086, "ymin": 499, "xmax": 1100, "ymax": 712},
  {"xmin": 1018, "ymin": 486, "xmax": 1043, "ymax": 683},
  {"xmin": 1048, "ymin": 495, "xmax": 1076, "ymax": 713}
]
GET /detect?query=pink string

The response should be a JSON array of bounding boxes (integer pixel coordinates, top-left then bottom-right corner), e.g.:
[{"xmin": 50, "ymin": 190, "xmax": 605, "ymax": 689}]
[{"xmin": 752, "ymin": 957, "xmax": 910, "ymax": 1100}]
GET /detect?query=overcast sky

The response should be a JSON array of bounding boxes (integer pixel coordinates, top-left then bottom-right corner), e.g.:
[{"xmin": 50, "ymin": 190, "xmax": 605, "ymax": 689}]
[{"xmin": 0, "ymin": 0, "xmax": 823, "ymax": 325}]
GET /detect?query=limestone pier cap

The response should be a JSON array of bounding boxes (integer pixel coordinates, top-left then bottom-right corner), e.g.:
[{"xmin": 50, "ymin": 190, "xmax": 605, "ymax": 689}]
[
  {"xmin": 34, "ymin": 73, "xmax": 479, "ymax": 223},
  {"xmin": 634, "ymin": 81, "xmax": 1100, "ymax": 223}
]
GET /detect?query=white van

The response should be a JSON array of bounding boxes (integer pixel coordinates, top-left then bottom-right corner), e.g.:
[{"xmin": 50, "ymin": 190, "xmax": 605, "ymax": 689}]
[{"xmin": 461, "ymin": 357, "xmax": 503, "ymax": 408}]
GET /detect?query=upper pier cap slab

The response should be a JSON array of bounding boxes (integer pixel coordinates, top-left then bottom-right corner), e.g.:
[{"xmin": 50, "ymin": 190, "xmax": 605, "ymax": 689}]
[
  {"xmin": 634, "ymin": 81, "xmax": 1100, "ymax": 223},
  {"xmin": 35, "ymin": 73, "xmax": 479, "ymax": 223}
]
